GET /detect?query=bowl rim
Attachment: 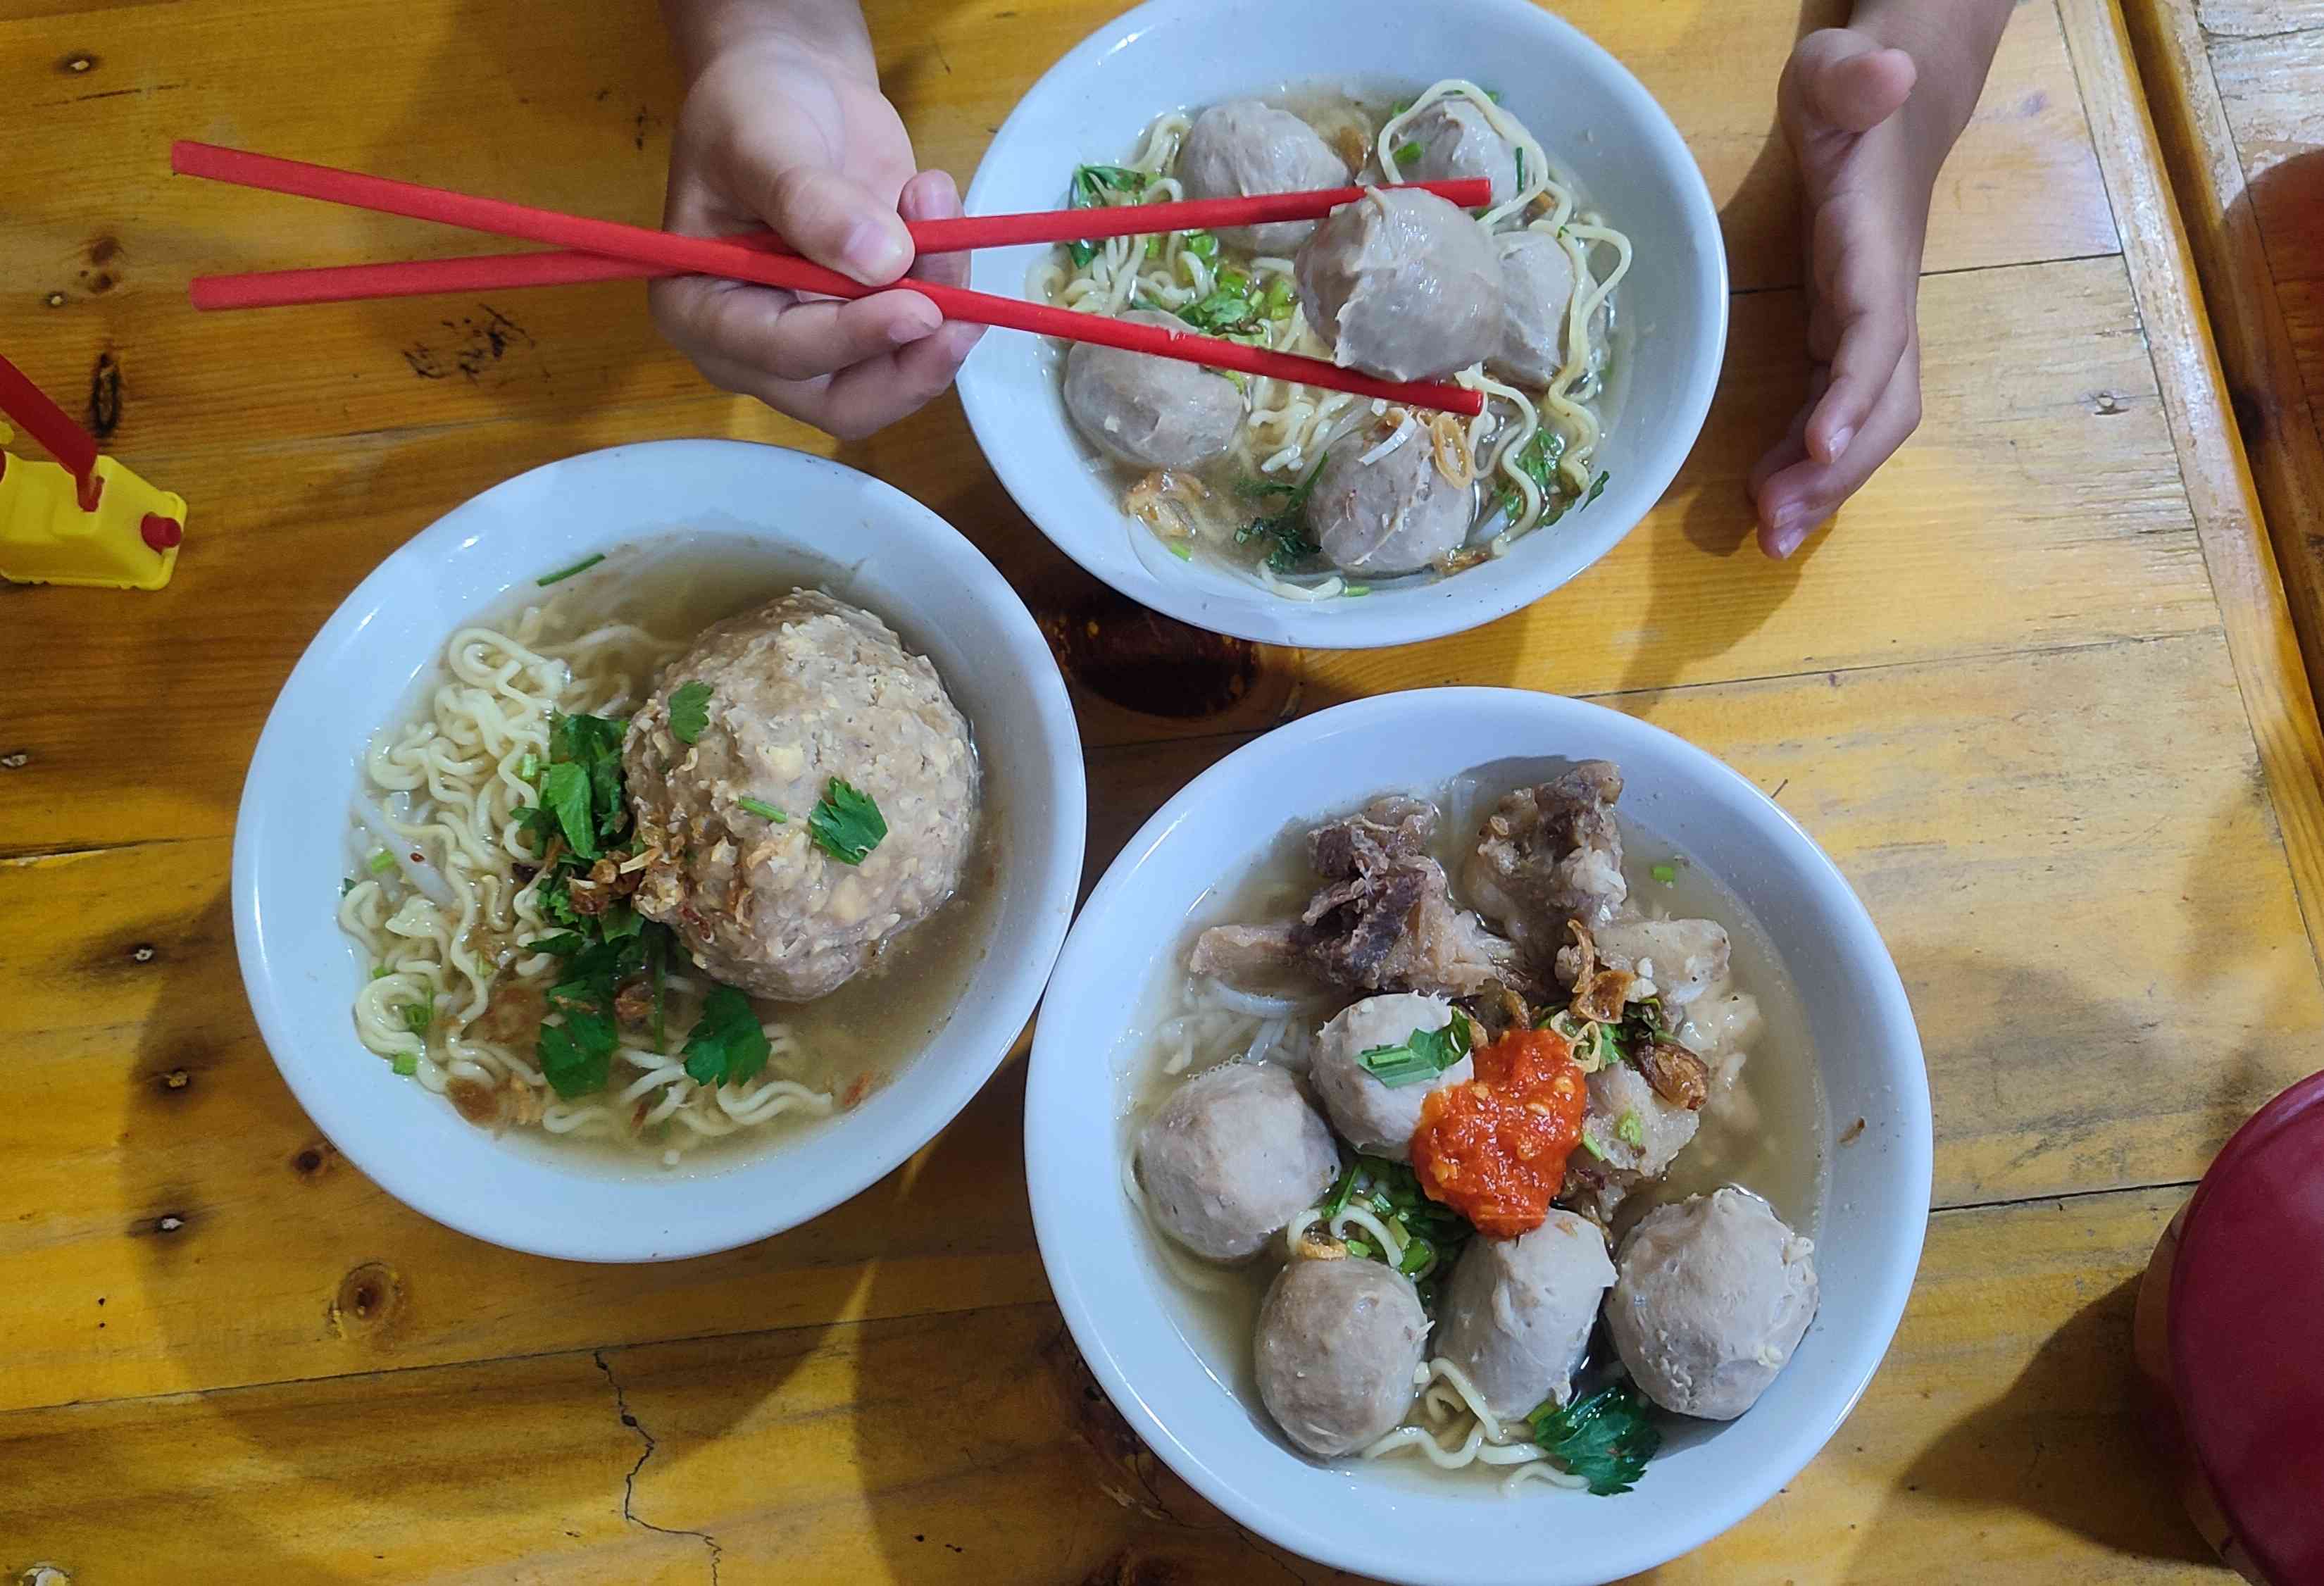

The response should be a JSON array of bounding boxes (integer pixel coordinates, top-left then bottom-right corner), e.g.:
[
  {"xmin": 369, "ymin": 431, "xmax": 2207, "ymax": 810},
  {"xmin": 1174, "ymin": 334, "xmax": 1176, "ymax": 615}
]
[
  {"xmin": 231, "ymin": 438, "xmax": 1087, "ymax": 1262},
  {"xmin": 1023, "ymin": 686, "xmax": 1932, "ymax": 1583},
  {"xmin": 958, "ymin": 0, "xmax": 1732, "ymax": 650}
]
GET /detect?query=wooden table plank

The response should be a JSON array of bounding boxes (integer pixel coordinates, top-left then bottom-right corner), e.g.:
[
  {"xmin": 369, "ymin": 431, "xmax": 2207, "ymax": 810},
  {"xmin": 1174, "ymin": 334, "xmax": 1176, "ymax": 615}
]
[
  {"xmin": 0, "ymin": 1186, "xmax": 2216, "ymax": 1585},
  {"xmin": 10, "ymin": 627, "xmax": 2313, "ymax": 1415},
  {"xmin": 0, "ymin": 256, "xmax": 2228, "ymax": 857}
]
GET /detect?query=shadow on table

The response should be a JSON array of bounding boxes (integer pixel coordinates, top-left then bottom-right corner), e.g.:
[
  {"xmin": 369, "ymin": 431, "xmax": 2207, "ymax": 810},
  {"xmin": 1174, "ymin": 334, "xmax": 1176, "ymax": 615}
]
[{"xmin": 1863, "ymin": 1278, "xmax": 2216, "ymax": 1571}]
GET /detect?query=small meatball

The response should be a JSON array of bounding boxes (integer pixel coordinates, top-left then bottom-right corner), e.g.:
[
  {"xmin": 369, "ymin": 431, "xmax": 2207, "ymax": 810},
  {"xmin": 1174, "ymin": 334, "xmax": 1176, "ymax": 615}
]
[
  {"xmin": 1063, "ymin": 309, "xmax": 1244, "ymax": 470},
  {"xmin": 1674, "ymin": 987, "xmax": 1763, "ymax": 1061},
  {"xmin": 1179, "ymin": 99, "xmax": 1350, "ymax": 255},
  {"xmin": 1294, "ymin": 188, "xmax": 1501, "ymax": 382},
  {"xmin": 1310, "ymin": 993, "xmax": 1474, "ymax": 1161},
  {"xmin": 1391, "ymin": 96, "xmax": 1520, "ymax": 205},
  {"xmin": 1433, "ymin": 1211, "xmax": 1615, "ymax": 1418},
  {"xmin": 1135, "ymin": 1062, "xmax": 1339, "ymax": 1261},
  {"xmin": 1563, "ymin": 1062, "xmax": 1701, "ymax": 1220},
  {"xmin": 1489, "ymin": 230, "xmax": 1592, "ymax": 388},
  {"xmin": 1305, "ymin": 422, "xmax": 1472, "ymax": 575},
  {"xmin": 625, "ymin": 592, "xmax": 977, "ymax": 1001},
  {"xmin": 1608, "ymin": 1189, "xmax": 1820, "ymax": 1420},
  {"xmin": 1564, "ymin": 918, "xmax": 1731, "ymax": 1008},
  {"xmin": 1255, "ymin": 1257, "xmax": 1430, "ymax": 1456}
]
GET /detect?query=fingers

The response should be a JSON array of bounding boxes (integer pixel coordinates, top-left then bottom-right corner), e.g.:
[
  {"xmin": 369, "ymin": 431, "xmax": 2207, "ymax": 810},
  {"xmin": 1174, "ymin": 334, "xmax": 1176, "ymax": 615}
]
[
  {"xmin": 1786, "ymin": 30, "xmax": 1917, "ymax": 137},
  {"xmin": 653, "ymin": 273, "xmax": 942, "ymax": 382},
  {"xmin": 723, "ymin": 154, "xmax": 914, "ymax": 285},
  {"xmin": 1754, "ymin": 339, "xmax": 1922, "ymax": 558},
  {"xmin": 900, "ymin": 168, "xmax": 988, "ymax": 366},
  {"xmin": 1802, "ymin": 207, "xmax": 1915, "ymax": 463}
]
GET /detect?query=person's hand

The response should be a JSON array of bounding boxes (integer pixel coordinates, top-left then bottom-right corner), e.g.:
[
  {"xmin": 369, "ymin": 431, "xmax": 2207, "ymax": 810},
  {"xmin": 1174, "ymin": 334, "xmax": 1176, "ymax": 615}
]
[
  {"xmin": 651, "ymin": 30, "xmax": 982, "ymax": 439},
  {"xmin": 1751, "ymin": 28, "xmax": 1934, "ymax": 558}
]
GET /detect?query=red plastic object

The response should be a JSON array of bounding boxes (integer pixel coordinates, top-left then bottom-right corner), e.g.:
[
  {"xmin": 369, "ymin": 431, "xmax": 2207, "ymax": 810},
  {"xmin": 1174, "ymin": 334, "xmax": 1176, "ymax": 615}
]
[
  {"xmin": 139, "ymin": 513, "xmax": 182, "ymax": 551},
  {"xmin": 0, "ymin": 349, "xmax": 100, "ymax": 485},
  {"xmin": 170, "ymin": 141, "xmax": 1487, "ymax": 416},
  {"xmin": 2161, "ymin": 1070, "xmax": 2324, "ymax": 1584},
  {"xmin": 182, "ymin": 177, "xmax": 1494, "ymax": 310}
]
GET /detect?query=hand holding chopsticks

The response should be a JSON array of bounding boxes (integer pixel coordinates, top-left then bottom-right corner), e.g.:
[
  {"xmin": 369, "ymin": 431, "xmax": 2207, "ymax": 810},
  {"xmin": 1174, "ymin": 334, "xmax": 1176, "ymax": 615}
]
[{"xmin": 173, "ymin": 141, "xmax": 1489, "ymax": 418}]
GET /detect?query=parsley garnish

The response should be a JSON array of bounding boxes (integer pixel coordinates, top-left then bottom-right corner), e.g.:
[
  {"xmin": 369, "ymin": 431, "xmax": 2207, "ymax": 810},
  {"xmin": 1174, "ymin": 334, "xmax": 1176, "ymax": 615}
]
[
  {"xmin": 1528, "ymin": 1381, "xmax": 1663, "ymax": 1496},
  {"xmin": 1068, "ymin": 164, "xmax": 1149, "ymax": 266},
  {"xmin": 681, "ymin": 984, "xmax": 772, "ymax": 1089},
  {"xmin": 1356, "ymin": 1008, "xmax": 1475, "ymax": 1088},
  {"xmin": 667, "ymin": 680, "xmax": 712, "ymax": 745},
  {"xmin": 808, "ymin": 778, "xmax": 886, "ymax": 865},
  {"xmin": 735, "ymin": 796, "xmax": 787, "ymax": 823},
  {"xmin": 1235, "ymin": 454, "xmax": 1329, "ymax": 573},
  {"xmin": 1498, "ymin": 425, "xmax": 1568, "ymax": 519},
  {"xmin": 537, "ymin": 761, "xmax": 597, "ymax": 858},
  {"xmin": 535, "ymin": 553, "xmax": 606, "ymax": 587}
]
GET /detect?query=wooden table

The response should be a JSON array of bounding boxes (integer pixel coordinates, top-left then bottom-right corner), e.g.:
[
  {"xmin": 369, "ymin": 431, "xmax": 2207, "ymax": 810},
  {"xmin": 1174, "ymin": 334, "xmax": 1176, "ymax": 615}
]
[
  {"xmin": 4, "ymin": 0, "xmax": 2318, "ymax": 1580},
  {"xmin": 2121, "ymin": 0, "xmax": 2324, "ymax": 710}
]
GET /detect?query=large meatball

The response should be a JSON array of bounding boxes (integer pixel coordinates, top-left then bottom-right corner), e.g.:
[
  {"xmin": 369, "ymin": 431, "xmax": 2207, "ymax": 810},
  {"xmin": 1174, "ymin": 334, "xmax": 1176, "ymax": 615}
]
[
  {"xmin": 1135, "ymin": 1062, "xmax": 1339, "ymax": 1261},
  {"xmin": 1433, "ymin": 1211, "xmax": 1615, "ymax": 1418},
  {"xmin": 625, "ymin": 591, "xmax": 977, "ymax": 1001},
  {"xmin": 1064, "ymin": 309, "xmax": 1244, "ymax": 470},
  {"xmin": 1392, "ymin": 96, "xmax": 1520, "ymax": 206},
  {"xmin": 1309, "ymin": 993, "xmax": 1473, "ymax": 1161},
  {"xmin": 1255, "ymin": 1256, "xmax": 1430, "ymax": 1456},
  {"xmin": 1489, "ymin": 230, "xmax": 1590, "ymax": 389},
  {"xmin": 1178, "ymin": 99, "xmax": 1349, "ymax": 255},
  {"xmin": 1305, "ymin": 420, "xmax": 1472, "ymax": 575},
  {"xmin": 1608, "ymin": 1188, "xmax": 1820, "ymax": 1420},
  {"xmin": 1294, "ymin": 188, "xmax": 1501, "ymax": 382}
]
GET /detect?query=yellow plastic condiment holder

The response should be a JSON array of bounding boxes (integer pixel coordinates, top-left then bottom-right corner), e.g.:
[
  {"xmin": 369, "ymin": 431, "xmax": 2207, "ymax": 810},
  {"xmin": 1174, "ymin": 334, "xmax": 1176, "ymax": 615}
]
[{"xmin": 0, "ymin": 421, "xmax": 187, "ymax": 591}]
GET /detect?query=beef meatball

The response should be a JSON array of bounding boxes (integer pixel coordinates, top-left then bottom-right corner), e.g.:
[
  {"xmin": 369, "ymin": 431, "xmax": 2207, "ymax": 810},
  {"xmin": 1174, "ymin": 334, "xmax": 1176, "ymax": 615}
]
[
  {"xmin": 1305, "ymin": 420, "xmax": 1472, "ymax": 575},
  {"xmin": 1135, "ymin": 1062, "xmax": 1339, "ymax": 1262},
  {"xmin": 1063, "ymin": 309, "xmax": 1244, "ymax": 470},
  {"xmin": 1391, "ymin": 96, "xmax": 1520, "ymax": 206},
  {"xmin": 1488, "ymin": 230, "xmax": 1597, "ymax": 389},
  {"xmin": 1432, "ymin": 1211, "xmax": 1615, "ymax": 1418},
  {"xmin": 1255, "ymin": 1256, "xmax": 1430, "ymax": 1456},
  {"xmin": 1294, "ymin": 188, "xmax": 1501, "ymax": 382},
  {"xmin": 1309, "ymin": 993, "xmax": 1473, "ymax": 1161},
  {"xmin": 1178, "ymin": 99, "xmax": 1350, "ymax": 255},
  {"xmin": 625, "ymin": 591, "xmax": 977, "ymax": 1001},
  {"xmin": 1607, "ymin": 1188, "xmax": 1820, "ymax": 1420}
]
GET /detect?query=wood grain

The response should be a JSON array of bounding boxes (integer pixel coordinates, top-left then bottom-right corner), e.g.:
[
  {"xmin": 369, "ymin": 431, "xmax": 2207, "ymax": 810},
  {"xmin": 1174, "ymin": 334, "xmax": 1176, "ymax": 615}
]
[
  {"xmin": 0, "ymin": 258, "xmax": 2228, "ymax": 858},
  {"xmin": 9, "ymin": 627, "xmax": 2312, "ymax": 1415},
  {"xmin": 0, "ymin": 1186, "xmax": 2216, "ymax": 1585}
]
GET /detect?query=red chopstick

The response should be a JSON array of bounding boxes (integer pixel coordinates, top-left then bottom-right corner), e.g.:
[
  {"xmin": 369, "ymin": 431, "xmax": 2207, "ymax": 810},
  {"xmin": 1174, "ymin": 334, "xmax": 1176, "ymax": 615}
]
[
  {"xmin": 0, "ymin": 349, "xmax": 103, "ymax": 506},
  {"xmin": 171, "ymin": 141, "xmax": 1487, "ymax": 416},
  {"xmin": 190, "ymin": 174, "xmax": 1491, "ymax": 311}
]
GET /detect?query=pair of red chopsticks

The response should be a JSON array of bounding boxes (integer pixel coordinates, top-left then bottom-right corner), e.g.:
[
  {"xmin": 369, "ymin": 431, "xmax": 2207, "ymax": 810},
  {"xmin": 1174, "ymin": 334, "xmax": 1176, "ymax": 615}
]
[{"xmin": 173, "ymin": 142, "xmax": 1489, "ymax": 417}]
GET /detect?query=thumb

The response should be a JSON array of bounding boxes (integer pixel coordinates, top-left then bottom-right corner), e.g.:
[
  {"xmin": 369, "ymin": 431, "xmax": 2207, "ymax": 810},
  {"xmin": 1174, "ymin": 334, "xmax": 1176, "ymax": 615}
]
[
  {"xmin": 729, "ymin": 158, "xmax": 915, "ymax": 287},
  {"xmin": 1788, "ymin": 30, "xmax": 1917, "ymax": 136}
]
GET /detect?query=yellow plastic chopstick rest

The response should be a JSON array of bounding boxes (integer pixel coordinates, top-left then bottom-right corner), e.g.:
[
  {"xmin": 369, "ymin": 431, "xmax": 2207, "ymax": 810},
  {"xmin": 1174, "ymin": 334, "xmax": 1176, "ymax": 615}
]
[{"xmin": 0, "ymin": 423, "xmax": 186, "ymax": 591}]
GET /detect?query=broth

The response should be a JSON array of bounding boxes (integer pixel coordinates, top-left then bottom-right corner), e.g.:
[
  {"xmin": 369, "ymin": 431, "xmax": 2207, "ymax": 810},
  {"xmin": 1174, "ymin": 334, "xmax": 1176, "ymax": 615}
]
[
  {"xmin": 338, "ymin": 530, "xmax": 1001, "ymax": 1178},
  {"xmin": 1120, "ymin": 773, "xmax": 1827, "ymax": 1481}
]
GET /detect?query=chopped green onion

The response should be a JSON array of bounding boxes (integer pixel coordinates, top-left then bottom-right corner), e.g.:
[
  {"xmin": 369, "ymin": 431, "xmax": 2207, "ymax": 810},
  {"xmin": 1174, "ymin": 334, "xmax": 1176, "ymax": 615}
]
[
  {"xmin": 735, "ymin": 796, "xmax": 787, "ymax": 823},
  {"xmin": 1578, "ymin": 1132, "xmax": 1608, "ymax": 1161},
  {"xmin": 1184, "ymin": 230, "xmax": 1218, "ymax": 260},
  {"xmin": 518, "ymin": 752, "xmax": 539, "ymax": 782},
  {"xmin": 391, "ymin": 1053, "xmax": 418, "ymax": 1077},
  {"xmin": 1343, "ymin": 584, "xmax": 1371, "ymax": 597},
  {"xmin": 1651, "ymin": 862, "xmax": 1676, "ymax": 884},
  {"xmin": 1216, "ymin": 268, "xmax": 1249, "ymax": 295},
  {"xmin": 1344, "ymin": 1237, "xmax": 1377, "ymax": 1261},
  {"xmin": 399, "ymin": 999, "xmax": 432, "ymax": 1036},
  {"xmin": 1143, "ymin": 235, "xmax": 1162, "ymax": 258},
  {"xmin": 535, "ymin": 553, "xmax": 606, "ymax": 587},
  {"xmin": 1166, "ymin": 539, "xmax": 1194, "ymax": 561},
  {"xmin": 366, "ymin": 849, "xmax": 396, "ymax": 877},
  {"xmin": 1393, "ymin": 143, "xmax": 1422, "ymax": 167},
  {"xmin": 1515, "ymin": 146, "xmax": 1527, "ymax": 192},
  {"xmin": 1397, "ymin": 1236, "xmax": 1435, "ymax": 1275},
  {"xmin": 370, "ymin": 966, "xmax": 390, "ymax": 980},
  {"xmin": 1617, "ymin": 1110, "xmax": 1646, "ymax": 1149},
  {"xmin": 1261, "ymin": 276, "xmax": 1294, "ymax": 322},
  {"xmin": 1485, "ymin": 87, "xmax": 1504, "ymax": 104},
  {"xmin": 1389, "ymin": 96, "xmax": 1414, "ymax": 115}
]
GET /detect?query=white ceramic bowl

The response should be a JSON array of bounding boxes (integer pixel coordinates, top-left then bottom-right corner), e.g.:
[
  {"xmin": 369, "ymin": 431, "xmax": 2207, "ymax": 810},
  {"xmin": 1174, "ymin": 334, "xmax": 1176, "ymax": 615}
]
[
  {"xmin": 1025, "ymin": 688, "xmax": 1930, "ymax": 1585},
  {"xmin": 233, "ymin": 440, "xmax": 1085, "ymax": 1262},
  {"xmin": 959, "ymin": 0, "xmax": 1728, "ymax": 649}
]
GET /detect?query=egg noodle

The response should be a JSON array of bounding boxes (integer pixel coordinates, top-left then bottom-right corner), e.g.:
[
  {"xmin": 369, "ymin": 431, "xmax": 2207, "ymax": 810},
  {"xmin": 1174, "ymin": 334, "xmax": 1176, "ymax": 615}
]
[
  {"xmin": 1029, "ymin": 80, "xmax": 1635, "ymax": 598},
  {"xmin": 336, "ymin": 598, "xmax": 834, "ymax": 1163}
]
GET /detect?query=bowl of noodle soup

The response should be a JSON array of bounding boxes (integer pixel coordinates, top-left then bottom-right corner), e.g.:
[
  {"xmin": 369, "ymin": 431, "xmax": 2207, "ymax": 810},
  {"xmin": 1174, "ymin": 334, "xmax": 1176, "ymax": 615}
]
[
  {"xmin": 233, "ymin": 440, "xmax": 1084, "ymax": 1261},
  {"xmin": 1025, "ymin": 689, "xmax": 1930, "ymax": 1582},
  {"xmin": 958, "ymin": 0, "xmax": 1726, "ymax": 648}
]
